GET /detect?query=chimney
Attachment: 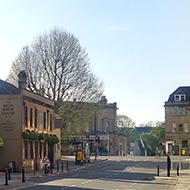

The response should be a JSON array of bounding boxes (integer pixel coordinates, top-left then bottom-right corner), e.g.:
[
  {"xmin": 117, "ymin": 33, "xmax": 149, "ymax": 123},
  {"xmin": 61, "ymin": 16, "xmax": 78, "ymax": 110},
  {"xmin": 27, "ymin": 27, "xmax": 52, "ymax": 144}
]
[{"xmin": 18, "ymin": 70, "xmax": 27, "ymax": 89}]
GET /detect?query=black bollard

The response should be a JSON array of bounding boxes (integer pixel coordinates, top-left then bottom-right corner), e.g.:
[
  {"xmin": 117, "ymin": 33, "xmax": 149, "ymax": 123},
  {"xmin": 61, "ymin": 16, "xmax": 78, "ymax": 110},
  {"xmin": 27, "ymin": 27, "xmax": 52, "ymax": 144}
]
[
  {"xmin": 5, "ymin": 168, "xmax": 8, "ymax": 186},
  {"xmin": 34, "ymin": 162, "xmax": 36, "ymax": 175},
  {"xmin": 57, "ymin": 162, "xmax": 59, "ymax": 173},
  {"xmin": 167, "ymin": 155, "xmax": 171, "ymax": 177},
  {"xmin": 51, "ymin": 164, "xmax": 53, "ymax": 174},
  {"xmin": 157, "ymin": 165, "xmax": 159, "ymax": 176},
  {"xmin": 22, "ymin": 167, "xmax": 25, "ymax": 183},
  {"xmin": 177, "ymin": 165, "xmax": 179, "ymax": 176},
  {"xmin": 8, "ymin": 167, "xmax": 11, "ymax": 180},
  {"xmin": 45, "ymin": 164, "xmax": 47, "ymax": 175},
  {"xmin": 66, "ymin": 161, "xmax": 69, "ymax": 171},
  {"xmin": 62, "ymin": 162, "xmax": 64, "ymax": 171}
]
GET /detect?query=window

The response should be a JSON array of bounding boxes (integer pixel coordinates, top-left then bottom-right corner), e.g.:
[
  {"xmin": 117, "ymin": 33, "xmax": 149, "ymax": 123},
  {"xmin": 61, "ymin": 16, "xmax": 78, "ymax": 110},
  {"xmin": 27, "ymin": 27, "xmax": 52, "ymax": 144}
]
[
  {"xmin": 35, "ymin": 109, "xmax": 37, "ymax": 128},
  {"xmin": 175, "ymin": 95, "xmax": 179, "ymax": 101},
  {"xmin": 24, "ymin": 106, "xmax": 28, "ymax": 127},
  {"xmin": 172, "ymin": 108, "xmax": 177, "ymax": 115},
  {"xmin": 50, "ymin": 114, "xmax": 52, "ymax": 131},
  {"xmin": 47, "ymin": 110, "xmax": 49, "ymax": 130},
  {"xmin": 43, "ymin": 112, "xmax": 46, "ymax": 130},
  {"xmin": 177, "ymin": 107, "xmax": 183, "ymax": 115},
  {"xmin": 181, "ymin": 95, "xmax": 186, "ymax": 101},
  {"xmin": 24, "ymin": 141, "xmax": 28, "ymax": 159},
  {"xmin": 39, "ymin": 142, "xmax": 42, "ymax": 158},
  {"xmin": 30, "ymin": 141, "xmax": 33, "ymax": 159},
  {"xmin": 172, "ymin": 123, "xmax": 177, "ymax": 132},
  {"xmin": 39, "ymin": 112, "xmax": 43, "ymax": 130},
  {"xmin": 174, "ymin": 94, "xmax": 186, "ymax": 101},
  {"xmin": 184, "ymin": 123, "xmax": 188, "ymax": 133},
  {"xmin": 184, "ymin": 108, "xmax": 188, "ymax": 115},
  {"xmin": 173, "ymin": 107, "xmax": 188, "ymax": 116},
  {"xmin": 30, "ymin": 108, "xmax": 33, "ymax": 127},
  {"xmin": 182, "ymin": 140, "xmax": 188, "ymax": 149},
  {"xmin": 178, "ymin": 124, "xmax": 183, "ymax": 132}
]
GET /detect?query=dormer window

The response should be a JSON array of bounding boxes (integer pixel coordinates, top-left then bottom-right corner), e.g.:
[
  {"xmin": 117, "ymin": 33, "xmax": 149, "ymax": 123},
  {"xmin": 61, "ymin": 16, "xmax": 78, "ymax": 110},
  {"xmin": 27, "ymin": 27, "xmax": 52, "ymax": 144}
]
[{"xmin": 174, "ymin": 94, "xmax": 186, "ymax": 102}]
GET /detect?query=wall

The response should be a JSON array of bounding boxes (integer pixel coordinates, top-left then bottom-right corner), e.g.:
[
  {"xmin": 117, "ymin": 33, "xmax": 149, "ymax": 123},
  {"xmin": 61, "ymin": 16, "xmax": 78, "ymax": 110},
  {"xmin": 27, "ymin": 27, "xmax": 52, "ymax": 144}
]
[{"xmin": 0, "ymin": 95, "xmax": 23, "ymax": 171}]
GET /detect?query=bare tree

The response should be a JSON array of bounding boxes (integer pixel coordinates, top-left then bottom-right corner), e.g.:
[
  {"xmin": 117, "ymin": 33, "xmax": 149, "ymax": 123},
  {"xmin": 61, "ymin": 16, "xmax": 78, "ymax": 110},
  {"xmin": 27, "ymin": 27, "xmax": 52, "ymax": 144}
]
[
  {"xmin": 8, "ymin": 28, "xmax": 104, "ymax": 102},
  {"xmin": 7, "ymin": 28, "xmax": 104, "ymax": 132}
]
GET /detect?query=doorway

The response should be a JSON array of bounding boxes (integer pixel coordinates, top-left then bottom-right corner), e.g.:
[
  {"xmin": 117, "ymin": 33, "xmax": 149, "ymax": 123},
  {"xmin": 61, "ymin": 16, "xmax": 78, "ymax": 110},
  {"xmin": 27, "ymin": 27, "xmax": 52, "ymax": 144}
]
[{"xmin": 48, "ymin": 144, "xmax": 54, "ymax": 165}]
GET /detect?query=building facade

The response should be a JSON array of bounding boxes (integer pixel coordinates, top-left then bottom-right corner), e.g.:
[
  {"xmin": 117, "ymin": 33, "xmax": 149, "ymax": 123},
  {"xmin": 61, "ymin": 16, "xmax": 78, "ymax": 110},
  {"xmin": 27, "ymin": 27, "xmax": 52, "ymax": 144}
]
[
  {"xmin": 164, "ymin": 86, "xmax": 190, "ymax": 155},
  {"xmin": 0, "ymin": 71, "xmax": 60, "ymax": 172},
  {"xmin": 61, "ymin": 96, "xmax": 128, "ymax": 156},
  {"xmin": 87, "ymin": 96, "xmax": 127, "ymax": 156}
]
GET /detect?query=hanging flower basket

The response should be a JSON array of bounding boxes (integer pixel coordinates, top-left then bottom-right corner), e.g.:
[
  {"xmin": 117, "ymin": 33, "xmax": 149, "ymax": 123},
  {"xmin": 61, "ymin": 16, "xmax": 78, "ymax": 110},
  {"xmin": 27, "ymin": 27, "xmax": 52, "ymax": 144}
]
[
  {"xmin": 22, "ymin": 130, "xmax": 38, "ymax": 140},
  {"xmin": 43, "ymin": 133, "xmax": 59, "ymax": 144}
]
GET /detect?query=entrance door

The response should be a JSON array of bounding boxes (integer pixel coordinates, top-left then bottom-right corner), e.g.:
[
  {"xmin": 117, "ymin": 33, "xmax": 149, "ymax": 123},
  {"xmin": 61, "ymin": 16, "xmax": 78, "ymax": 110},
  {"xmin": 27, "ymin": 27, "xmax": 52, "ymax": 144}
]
[{"xmin": 48, "ymin": 144, "xmax": 54, "ymax": 165}]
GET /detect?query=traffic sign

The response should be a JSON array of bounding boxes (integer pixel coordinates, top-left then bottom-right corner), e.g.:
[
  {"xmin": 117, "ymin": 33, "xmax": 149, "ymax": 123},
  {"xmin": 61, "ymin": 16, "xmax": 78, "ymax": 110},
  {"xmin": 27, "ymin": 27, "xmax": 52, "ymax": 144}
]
[{"xmin": 42, "ymin": 155, "xmax": 51, "ymax": 166}]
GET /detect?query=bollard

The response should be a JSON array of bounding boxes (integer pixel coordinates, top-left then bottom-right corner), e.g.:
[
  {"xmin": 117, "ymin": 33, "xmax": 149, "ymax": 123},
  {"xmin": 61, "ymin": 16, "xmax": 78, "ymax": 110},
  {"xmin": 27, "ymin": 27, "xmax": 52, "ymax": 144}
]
[
  {"xmin": 34, "ymin": 162, "xmax": 36, "ymax": 175},
  {"xmin": 45, "ymin": 164, "xmax": 47, "ymax": 175},
  {"xmin": 157, "ymin": 165, "xmax": 159, "ymax": 176},
  {"xmin": 167, "ymin": 156, "xmax": 171, "ymax": 177},
  {"xmin": 8, "ymin": 166, "xmax": 11, "ymax": 180},
  {"xmin": 57, "ymin": 162, "xmax": 59, "ymax": 173},
  {"xmin": 5, "ymin": 168, "xmax": 8, "ymax": 186},
  {"xmin": 177, "ymin": 165, "xmax": 179, "ymax": 176},
  {"xmin": 62, "ymin": 162, "xmax": 64, "ymax": 171},
  {"xmin": 51, "ymin": 164, "xmax": 53, "ymax": 174},
  {"xmin": 66, "ymin": 161, "xmax": 69, "ymax": 171},
  {"xmin": 22, "ymin": 167, "xmax": 25, "ymax": 183}
]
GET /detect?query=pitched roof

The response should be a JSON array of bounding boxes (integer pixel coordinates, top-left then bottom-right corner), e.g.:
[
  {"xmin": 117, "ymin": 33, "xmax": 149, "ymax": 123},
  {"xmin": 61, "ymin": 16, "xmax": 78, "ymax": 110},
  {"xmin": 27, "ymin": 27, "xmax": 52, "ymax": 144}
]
[
  {"xmin": 0, "ymin": 79, "xmax": 20, "ymax": 95},
  {"xmin": 167, "ymin": 86, "xmax": 190, "ymax": 102}
]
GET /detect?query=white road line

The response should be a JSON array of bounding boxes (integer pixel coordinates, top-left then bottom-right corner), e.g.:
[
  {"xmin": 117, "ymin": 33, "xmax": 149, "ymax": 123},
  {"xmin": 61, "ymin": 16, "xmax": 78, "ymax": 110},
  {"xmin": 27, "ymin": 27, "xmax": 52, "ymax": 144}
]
[{"xmin": 81, "ymin": 180, "xmax": 92, "ymax": 185}]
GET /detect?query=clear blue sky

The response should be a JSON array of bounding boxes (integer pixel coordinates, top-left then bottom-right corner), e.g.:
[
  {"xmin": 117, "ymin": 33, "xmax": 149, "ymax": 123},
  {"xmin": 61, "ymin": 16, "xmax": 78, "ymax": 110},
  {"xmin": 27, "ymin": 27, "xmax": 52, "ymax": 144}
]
[{"xmin": 0, "ymin": 0, "xmax": 190, "ymax": 126}]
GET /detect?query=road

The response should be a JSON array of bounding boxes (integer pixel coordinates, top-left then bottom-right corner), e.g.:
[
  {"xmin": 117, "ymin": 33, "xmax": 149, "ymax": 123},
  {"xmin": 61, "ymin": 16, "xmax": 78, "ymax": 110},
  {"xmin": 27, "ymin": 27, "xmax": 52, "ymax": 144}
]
[{"xmin": 21, "ymin": 156, "xmax": 178, "ymax": 190}]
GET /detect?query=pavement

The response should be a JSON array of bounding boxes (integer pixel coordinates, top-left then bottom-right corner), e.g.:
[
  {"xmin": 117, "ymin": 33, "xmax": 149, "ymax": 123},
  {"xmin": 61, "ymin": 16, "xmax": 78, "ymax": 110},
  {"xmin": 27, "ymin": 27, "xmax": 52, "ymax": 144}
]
[
  {"xmin": 0, "ymin": 156, "xmax": 190, "ymax": 190},
  {"xmin": 0, "ymin": 156, "xmax": 107, "ymax": 190},
  {"xmin": 154, "ymin": 168, "xmax": 190, "ymax": 190}
]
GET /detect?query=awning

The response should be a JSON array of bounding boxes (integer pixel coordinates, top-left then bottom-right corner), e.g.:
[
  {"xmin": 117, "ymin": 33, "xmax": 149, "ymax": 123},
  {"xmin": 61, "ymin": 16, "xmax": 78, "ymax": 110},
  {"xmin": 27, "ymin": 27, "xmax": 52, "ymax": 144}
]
[{"xmin": 0, "ymin": 136, "xmax": 4, "ymax": 147}]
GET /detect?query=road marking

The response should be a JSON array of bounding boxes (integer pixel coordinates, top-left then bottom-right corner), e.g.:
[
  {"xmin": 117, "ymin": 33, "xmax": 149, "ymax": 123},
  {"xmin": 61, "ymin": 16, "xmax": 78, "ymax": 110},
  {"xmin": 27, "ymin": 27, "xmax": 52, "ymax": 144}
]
[{"xmin": 81, "ymin": 180, "xmax": 92, "ymax": 185}]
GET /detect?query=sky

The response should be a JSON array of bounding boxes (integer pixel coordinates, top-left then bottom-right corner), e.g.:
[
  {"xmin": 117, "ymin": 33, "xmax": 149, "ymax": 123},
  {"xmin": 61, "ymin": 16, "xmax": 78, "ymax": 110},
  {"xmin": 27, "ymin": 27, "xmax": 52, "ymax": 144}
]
[{"xmin": 0, "ymin": 0, "xmax": 190, "ymax": 126}]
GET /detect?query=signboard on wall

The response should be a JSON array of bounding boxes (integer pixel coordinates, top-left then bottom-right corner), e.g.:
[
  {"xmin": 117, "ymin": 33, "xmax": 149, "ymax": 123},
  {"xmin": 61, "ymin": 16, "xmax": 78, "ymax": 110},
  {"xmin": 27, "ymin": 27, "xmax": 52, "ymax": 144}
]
[{"xmin": 0, "ymin": 100, "xmax": 18, "ymax": 133}]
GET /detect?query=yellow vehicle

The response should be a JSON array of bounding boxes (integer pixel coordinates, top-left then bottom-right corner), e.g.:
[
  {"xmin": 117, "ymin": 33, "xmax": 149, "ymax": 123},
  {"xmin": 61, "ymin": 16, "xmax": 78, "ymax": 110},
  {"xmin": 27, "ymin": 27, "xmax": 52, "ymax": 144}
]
[{"xmin": 75, "ymin": 142, "xmax": 90, "ymax": 164}]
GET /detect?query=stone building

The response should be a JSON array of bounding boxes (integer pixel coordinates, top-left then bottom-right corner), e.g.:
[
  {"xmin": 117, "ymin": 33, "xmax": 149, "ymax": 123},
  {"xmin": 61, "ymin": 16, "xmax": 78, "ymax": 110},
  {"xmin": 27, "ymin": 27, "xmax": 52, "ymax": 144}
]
[
  {"xmin": 164, "ymin": 86, "xmax": 190, "ymax": 155},
  {"xmin": 61, "ymin": 96, "xmax": 128, "ymax": 156},
  {"xmin": 87, "ymin": 96, "xmax": 127, "ymax": 156},
  {"xmin": 0, "ymin": 71, "xmax": 60, "ymax": 172}
]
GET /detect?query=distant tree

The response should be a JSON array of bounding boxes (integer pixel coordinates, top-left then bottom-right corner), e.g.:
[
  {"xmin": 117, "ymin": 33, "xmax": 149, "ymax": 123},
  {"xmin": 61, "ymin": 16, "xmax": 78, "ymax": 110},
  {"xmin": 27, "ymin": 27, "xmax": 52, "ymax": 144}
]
[
  {"xmin": 117, "ymin": 115, "xmax": 137, "ymax": 147},
  {"xmin": 139, "ymin": 121, "xmax": 154, "ymax": 127},
  {"xmin": 117, "ymin": 115, "xmax": 136, "ymax": 128},
  {"xmin": 7, "ymin": 27, "xmax": 104, "ymax": 134},
  {"xmin": 155, "ymin": 121, "xmax": 163, "ymax": 127},
  {"xmin": 140, "ymin": 126, "xmax": 165, "ymax": 155}
]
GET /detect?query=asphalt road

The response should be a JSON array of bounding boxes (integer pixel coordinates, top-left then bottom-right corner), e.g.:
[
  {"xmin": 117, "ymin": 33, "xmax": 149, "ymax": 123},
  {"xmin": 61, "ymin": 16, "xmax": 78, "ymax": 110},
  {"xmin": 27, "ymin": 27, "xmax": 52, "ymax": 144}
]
[{"xmin": 21, "ymin": 157, "xmax": 179, "ymax": 190}]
